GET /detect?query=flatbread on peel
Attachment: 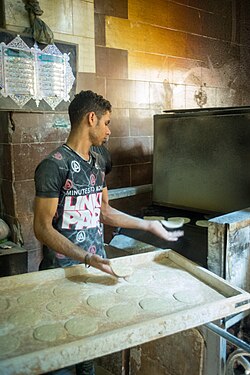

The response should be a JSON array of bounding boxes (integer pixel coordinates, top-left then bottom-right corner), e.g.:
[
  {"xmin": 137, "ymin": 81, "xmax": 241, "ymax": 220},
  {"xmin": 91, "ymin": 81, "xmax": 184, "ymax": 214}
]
[
  {"xmin": 168, "ymin": 216, "xmax": 190, "ymax": 224},
  {"xmin": 143, "ymin": 216, "xmax": 165, "ymax": 221},
  {"xmin": 161, "ymin": 219, "xmax": 184, "ymax": 229}
]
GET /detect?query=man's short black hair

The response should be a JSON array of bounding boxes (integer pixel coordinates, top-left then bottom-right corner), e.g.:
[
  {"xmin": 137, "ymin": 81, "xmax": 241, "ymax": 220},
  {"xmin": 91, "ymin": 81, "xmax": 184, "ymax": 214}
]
[{"xmin": 68, "ymin": 90, "xmax": 112, "ymax": 126}]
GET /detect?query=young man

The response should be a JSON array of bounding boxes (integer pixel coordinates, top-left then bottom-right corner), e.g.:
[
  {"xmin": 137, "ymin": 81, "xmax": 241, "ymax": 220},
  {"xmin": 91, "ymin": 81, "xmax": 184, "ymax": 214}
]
[{"xmin": 33, "ymin": 90, "xmax": 183, "ymax": 375}]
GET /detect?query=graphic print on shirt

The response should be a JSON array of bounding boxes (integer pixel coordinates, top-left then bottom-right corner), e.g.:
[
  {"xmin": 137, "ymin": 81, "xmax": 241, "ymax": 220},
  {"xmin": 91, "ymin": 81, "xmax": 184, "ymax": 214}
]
[
  {"xmin": 44, "ymin": 146, "xmax": 106, "ymax": 259},
  {"xmin": 62, "ymin": 191, "xmax": 102, "ymax": 229},
  {"xmin": 71, "ymin": 160, "xmax": 81, "ymax": 173}
]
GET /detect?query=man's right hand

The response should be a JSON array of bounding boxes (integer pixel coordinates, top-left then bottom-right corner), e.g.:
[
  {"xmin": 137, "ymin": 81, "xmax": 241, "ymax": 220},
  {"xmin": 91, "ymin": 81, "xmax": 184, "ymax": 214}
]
[{"xmin": 86, "ymin": 253, "xmax": 115, "ymax": 276}]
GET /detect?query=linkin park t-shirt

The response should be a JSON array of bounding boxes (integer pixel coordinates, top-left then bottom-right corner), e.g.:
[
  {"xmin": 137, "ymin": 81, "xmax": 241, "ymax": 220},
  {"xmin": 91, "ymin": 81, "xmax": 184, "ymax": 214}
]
[{"xmin": 34, "ymin": 144, "xmax": 107, "ymax": 262}]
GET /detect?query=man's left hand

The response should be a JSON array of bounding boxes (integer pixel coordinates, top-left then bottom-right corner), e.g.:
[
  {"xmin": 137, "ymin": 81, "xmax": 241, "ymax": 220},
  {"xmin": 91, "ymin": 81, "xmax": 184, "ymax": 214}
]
[{"xmin": 148, "ymin": 220, "xmax": 184, "ymax": 242}]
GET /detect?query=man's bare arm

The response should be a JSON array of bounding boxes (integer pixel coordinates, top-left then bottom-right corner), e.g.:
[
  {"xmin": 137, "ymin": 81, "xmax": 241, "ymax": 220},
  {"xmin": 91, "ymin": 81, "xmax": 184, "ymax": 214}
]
[{"xmin": 100, "ymin": 187, "xmax": 183, "ymax": 241}]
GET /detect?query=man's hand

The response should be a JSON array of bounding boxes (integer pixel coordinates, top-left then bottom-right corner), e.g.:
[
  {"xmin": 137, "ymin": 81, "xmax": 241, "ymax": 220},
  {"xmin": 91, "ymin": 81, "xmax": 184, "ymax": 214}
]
[
  {"xmin": 148, "ymin": 220, "xmax": 184, "ymax": 241},
  {"xmin": 86, "ymin": 253, "xmax": 115, "ymax": 276}
]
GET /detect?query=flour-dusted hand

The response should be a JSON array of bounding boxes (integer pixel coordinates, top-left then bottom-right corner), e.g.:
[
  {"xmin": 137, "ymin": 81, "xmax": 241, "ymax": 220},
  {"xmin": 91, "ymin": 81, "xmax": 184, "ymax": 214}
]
[
  {"xmin": 86, "ymin": 253, "xmax": 115, "ymax": 276},
  {"xmin": 148, "ymin": 220, "xmax": 184, "ymax": 241}
]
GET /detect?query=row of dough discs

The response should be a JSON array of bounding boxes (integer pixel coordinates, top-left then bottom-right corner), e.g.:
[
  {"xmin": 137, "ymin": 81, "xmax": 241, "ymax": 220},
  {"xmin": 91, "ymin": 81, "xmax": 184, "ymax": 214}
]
[
  {"xmin": 0, "ymin": 260, "xmax": 221, "ymax": 357},
  {"xmin": 143, "ymin": 216, "xmax": 209, "ymax": 228}
]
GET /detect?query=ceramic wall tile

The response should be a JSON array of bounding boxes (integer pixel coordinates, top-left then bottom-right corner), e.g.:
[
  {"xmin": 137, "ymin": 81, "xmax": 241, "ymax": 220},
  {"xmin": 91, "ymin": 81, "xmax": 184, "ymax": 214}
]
[
  {"xmin": 16, "ymin": 214, "xmax": 41, "ymax": 251},
  {"xmin": 40, "ymin": 0, "xmax": 73, "ymax": 35},
  {"xmin": 199, "ymin": 38, "xmax": 240, "ymax": 68},
  {"xmin": 9, "ymin": 113, "xmax": 69, "ymax": 144},
  {"xmin": 95, "ymin": 0, "xmax": 128, "ymax": 18},
  {"xmin": 0, "ymin": 144, "xmax": 12, "ymax": 180},
  {"xmin": 128, "ymin": 52, "xmax": 169, "ymax": 82},
  {"xmin": 149, "ymin": 82, "xmax": 171, "ymax": 110},
  {"xmin": 78, "ymin": 36, "xmax": 96, "ymax": 73},
  {"xmin": 106, "ymin": 79, "xmax": 130, "ymax": 108},
  {"xmin": 0, "ymin": 179, "xmax": 15, "ymax": 216},
  {"xmin": 108, "ymin": 108, "xmax": 130, "ymax": 138},
  {"xmin": 128, "ymin": 0, "xmax": 168, "ymax": 25},
  {"xmin": 216, "ymin": 87, "xmax": 242, "ymax": 107},
  {"xmin": 131, "ymin": 163, "xmax": 152, "ymax": 186},
  {"xmin": 73, "ymin": 0, "xmax": 94, "ymax": 38},
  {"xmin": 168, "ymin": 57, "xmax": 203, "ymax": 86},
  {"xmin": 28, "ymin": 247, "xmax": 43, "ymax": 272},
  {"xmin": 108, "ymin": 136, "xmax": 152, "ymax": 166},
  {"xmin": 171, "ymin": 84, "xmax": 186, "ymax": 109},
  {"xmin": 53, "ymin": 32, "xmax": 95, "ymax": 73},
  {"xmin": 106, "ymin": 17, "xmax": 187, "ymax": 59},
  {"xmin": 129, "ymin": 109, "xmax": 155, "ymax": 137},
  {"xmin": 185, "ymin": 85, "xmax": 203, "ymax": 109},
  {"xmin": 76, "ymin": 72, "xmax": 106, "ymax": 96},
  {"xmin": 0, "ymin": 1, "xmax": 5, "ymax": 27},
  {"xmin": 108, "ymin": 193, "xmax": 151, "ymax": 216},
  {"xmin": 96, "ymin": 46, "xmax": 128, "ymax": 79},
  {"xmin": 13, "ymin": 143, "xmax": 61, "ymax": 181},
  {"xmin": 201, "ymin": 86, "xmax": 217, "ymax": 108},
  {"xmin": 239, "ymin": 0, "xmax": 250, "ymax": 23},
  {"xmin": 201, "ymin": 12, "xmax": 232, "ymax": 42},
  {"xmin": 14, "ymin": 180, "xmax": 35, "ymax": 216},
  {"xmin": 4, "ymin": 0, "xmax": 28, "ymax": 28},
  {"xmin": 95, "ymin": 13, "xmax": 106, "ymax": 46},
  {"xmin": 185, "ymin": 34, "xmax": 203, "ymax": 62},
  {"xmin": 180, "ymin": 0, "xmax": 231, "ymax": 15},
  {"xmin": 106, "ymin": 165, "xmax": 131, "ymax": 189},
  {"xmin": 107, "ymin": 79, "xmax": 149, "ymax": 109},
  {"xmin": 239, "ymin": 23, "xmax": 250, "ymax": 47},
  {"xmin": 167, "ymin": 2, "xmax": 202, "ymax": 35},
  {"xmin": 0, "ymin": 112, "xmax": 9, "ymax": 143}
]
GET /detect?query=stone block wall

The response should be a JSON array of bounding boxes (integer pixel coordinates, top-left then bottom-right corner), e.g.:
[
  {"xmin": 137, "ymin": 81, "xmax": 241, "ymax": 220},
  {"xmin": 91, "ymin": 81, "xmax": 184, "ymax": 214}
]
[
  {"xmin": 0, "ymin": 111, "xmax": 70, "ymax": 269},
  {"xmin": 1, "ymin": 0, "xmax": 250, "ymax": 271}
]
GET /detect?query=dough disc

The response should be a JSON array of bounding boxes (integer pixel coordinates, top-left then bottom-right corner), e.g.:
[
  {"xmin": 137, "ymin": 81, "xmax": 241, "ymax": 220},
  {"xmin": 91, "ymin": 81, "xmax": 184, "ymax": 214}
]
[
  {"xmin": 18, "ymin": 289, "xmax": 53, "ymax": 305},
  {"xmin": 53, "ymin": 281, "xmax": 86, "ymax": 297},
  {"xmin": 116, "ymin": 285, "xmax": 147, "ymax": 298},
  {"xmin": 0, "ymin": 335, "xmax": 19, "ymax": 356},
  {"xmin": 65, "ymin": 316, "xmax": 99, "ymax": 337},
  {"xmin": 0, "ymin": 297, "xmax": 9, "ymax": 312},
  {"xmin": 125, "ymin": 270, "xmax": 153, "ymax": 284},
  {"xmin": 8, "ymin": 309, "xmax": 43, "ymax": 325},
  {"xmin": 143, "ymin": 216, "xmax": 165, "ymax": 221},
  {"xmin": 85, "ymin": 275, "xmax": 117, "ymax": 286},
  {"xmin": 87, "ymin": 293, "xmax": 117, "ymax": 309},
  {"xmin": 161, "ymin": 219, "xmax": 184, "ymax": 229},
  {"xmin": 168, "ymin": 217, "xmax": 190, "ymax": 224},
  {"xmin": 106, "ymin": 303, "xmax": 138, "ymax": 321},
  {"xmin": 173, "ymin": 290, "xmax": 205, "ymax": 304},
  {"xmin": 110, "ymin": 260, "xmax": 133, "ymax": 278},
  {"xmin": 195, "ymin": 220, "xmax": 209, "ymax": 227},
  {"xmin": 46, "ymin": 297, "xmax": 80, "ymax": 315},
  {"xmin": 139, "ymin": 297, "xmax": 175, "ymax": 313},
  {"xmin": 33, "ymin": 323, "xmax": 67, "ymax": 342}
]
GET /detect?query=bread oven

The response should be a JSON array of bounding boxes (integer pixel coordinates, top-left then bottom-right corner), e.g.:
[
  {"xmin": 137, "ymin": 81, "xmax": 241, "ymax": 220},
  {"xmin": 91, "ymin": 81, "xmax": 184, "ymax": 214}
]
[{"xmin": 109, "ymin": 106, "xmax": 250, "ymax": 375}]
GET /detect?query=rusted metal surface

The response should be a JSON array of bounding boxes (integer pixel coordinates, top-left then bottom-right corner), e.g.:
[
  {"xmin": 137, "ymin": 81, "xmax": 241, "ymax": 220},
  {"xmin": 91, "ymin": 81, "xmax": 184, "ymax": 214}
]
[{"xmin": 208, "ymin": 208, "xmax": 250, "ymax": 292}]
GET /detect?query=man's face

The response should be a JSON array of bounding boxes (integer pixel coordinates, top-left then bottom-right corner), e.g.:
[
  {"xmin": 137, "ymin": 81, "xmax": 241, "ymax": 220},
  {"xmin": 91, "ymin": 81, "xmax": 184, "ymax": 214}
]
[{"xmin": 90, "ymin": 111, "xmax": 111, "ymax": 146}]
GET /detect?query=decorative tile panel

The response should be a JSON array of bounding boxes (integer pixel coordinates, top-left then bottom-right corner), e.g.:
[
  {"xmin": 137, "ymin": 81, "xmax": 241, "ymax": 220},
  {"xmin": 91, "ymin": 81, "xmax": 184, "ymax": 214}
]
[{"xmin": 0, "ymin": 34, "xmax": 75, "ymax": 110}]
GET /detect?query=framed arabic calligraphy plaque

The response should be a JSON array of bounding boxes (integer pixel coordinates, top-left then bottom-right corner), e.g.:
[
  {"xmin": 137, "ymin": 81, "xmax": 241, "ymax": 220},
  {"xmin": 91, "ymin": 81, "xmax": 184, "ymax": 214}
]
[{"xmin": 0, "ymin": 30, "xmax": 76, "ymax": 112}]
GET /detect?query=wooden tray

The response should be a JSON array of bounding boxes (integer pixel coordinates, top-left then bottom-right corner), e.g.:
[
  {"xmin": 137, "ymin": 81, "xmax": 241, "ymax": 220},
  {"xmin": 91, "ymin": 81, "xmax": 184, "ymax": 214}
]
[{"xmin": 0, "ymin": 249, "xmax": 249, "ymax": 375}]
